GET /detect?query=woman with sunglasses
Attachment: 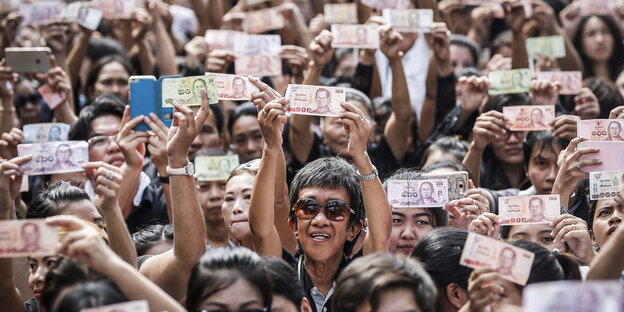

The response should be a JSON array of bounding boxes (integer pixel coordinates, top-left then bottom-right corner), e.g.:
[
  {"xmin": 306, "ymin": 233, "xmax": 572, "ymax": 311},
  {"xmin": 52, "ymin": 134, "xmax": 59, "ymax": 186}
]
[{"xmin": 249, "ymin": 98, "xmax": 392, "ymax": 312}]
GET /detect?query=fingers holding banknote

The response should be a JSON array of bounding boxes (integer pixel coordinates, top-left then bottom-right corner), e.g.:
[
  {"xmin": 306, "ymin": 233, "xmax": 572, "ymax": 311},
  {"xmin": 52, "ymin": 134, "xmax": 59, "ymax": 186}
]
[
  {"xmin": 531, "ymin": 79, "xmax": 560, "ymax": 106},
  {"xmin": 309, "ymin": 30, "xmax": 334, "ymax": 68},
  {"xmin": 457, "ymin": 76, "xmax": 490, "ymax": 112},
  {"xmin": 468, "ymin": 268, "xmax": 505, "ymax": 312},
  {"xmin": 552, "ymin": 114, "xmax": 580, "ymax": 140},
  {"xmin": 206, "ymin": 49, "xmax": 235, "ymax": 73},
  {"xmin": 0, "ymin": 127, "xmax": 24, "ymax": 159},
  {"xmin": 573, "ymin": 87, "xmax": 600, "ymax": 120},
  {"xmin": 258, "ymin": 98, "xmax": 288, "ymax": 149},
  {"xmin": 609, "ymin": 106, "xmax": 624, "ymax": 119},
  {"xmin": 340, "ymin": 102, "xmax": 372, "ymax": 160},
  {"xmin": 143, "ymin": 113, "xmax": 170, "ymax": 172},
  {"xmin": 249, "ymin": 76, "xmax": 281, "ymax": 112},
  {"xmin": 472, "ymin": 110, "xmax": 508, "ymax": 150},
  {"xmin": 83, "ymin": 161, "xmax": 122, "ymax": 211},
  {"xmin": 167, "ymin": 89, "xmax": 210, "ymax": 163},
  {"xmin": 469, "ymin": 212, "xmax": 501, "ymax": 238},
  {"xmin": 550, "ymin": 214, "xmax": 595, "ymax": 264},
  {"xmin": 47, "ymin": 215, "xmax": 117, "ymax": 274},
  {"xmin": 553, "ymin": 137, "xmax": 599, "ymax": 196},
  {"xmin": 0, "ymin": 155, "xmax": 32, "ymax": 202}
]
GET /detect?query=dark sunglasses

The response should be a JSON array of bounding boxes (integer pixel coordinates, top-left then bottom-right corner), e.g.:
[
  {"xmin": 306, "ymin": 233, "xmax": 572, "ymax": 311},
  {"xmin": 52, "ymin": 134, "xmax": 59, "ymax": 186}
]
[
  {"xmin": 294, "ymin": 198, "xmax": 354, "ymax": 222},
  {"xmin": 13, "ymin": 93, "xmax": 42, "ymax": 106}
]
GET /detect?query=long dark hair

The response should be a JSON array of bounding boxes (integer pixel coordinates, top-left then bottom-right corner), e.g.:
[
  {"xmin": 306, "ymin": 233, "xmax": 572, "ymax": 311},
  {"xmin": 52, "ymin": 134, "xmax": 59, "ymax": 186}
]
[{"xmin": 572, "ymin": 15, "xmax": 624, "ymax": 81}]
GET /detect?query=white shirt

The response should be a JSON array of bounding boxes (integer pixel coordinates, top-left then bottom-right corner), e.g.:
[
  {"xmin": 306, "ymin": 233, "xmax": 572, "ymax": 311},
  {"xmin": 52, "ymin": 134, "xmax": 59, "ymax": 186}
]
[{"xmin": 374, "ymin": 34, "xmax": 431, "ymax": 120}]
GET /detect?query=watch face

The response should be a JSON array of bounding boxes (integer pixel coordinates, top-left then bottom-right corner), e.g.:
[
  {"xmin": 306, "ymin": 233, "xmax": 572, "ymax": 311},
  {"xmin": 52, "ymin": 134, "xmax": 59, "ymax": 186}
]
[{"xmin": 185, "ymin": 162, "xmax": 195, "ymax": 176}]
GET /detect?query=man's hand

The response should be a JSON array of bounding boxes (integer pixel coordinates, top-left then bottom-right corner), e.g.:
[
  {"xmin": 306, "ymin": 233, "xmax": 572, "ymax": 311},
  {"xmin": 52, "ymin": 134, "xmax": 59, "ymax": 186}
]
[
  {"xmin": 457, "ymin": 76, "xmax": 490, "ymax": 113},
  {"xmin": 167, "ymin": 89, "xmax": 210, "ymax": 166},
  {"xmin": 531, "ymin": 79, "xmax": 560, "ymax": 106},
  {"xmin": 309, "ymin": 30, "xmax": 334, "ymax": 68},
  {"xmin": 83, "ymin": 161, "xmax": 123, "ymax": 212},
  {"xmin": 205, "ymin": 49, "xmax": 235, "ymax": 73},
  {"xmin": 339, "ymin": 102, "xmax": 372, "ymax": 162},
  {"xmin": 258, "ymin": 98, "xmax": 288, "ymax": 149},
  {"xmin": 379, "ymin": 24, "xmax": 404, "ymax": 61}
]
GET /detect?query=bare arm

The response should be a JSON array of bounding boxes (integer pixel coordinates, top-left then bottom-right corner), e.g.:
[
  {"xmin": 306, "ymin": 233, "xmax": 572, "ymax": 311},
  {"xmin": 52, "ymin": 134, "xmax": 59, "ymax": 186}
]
[
  {"xmin": 150, "ymin": 4, "xmax": 177, "ymax": 76},
  {"xmin": 462, "ymin": 111, "xmax": 507, "ymax": 187},
  {"xmin": 0, "ymin": 61, "xmax": 17, "ymax": 134},
  {"xmin": 140, "ymin": 90, "xmax": 211, "ymax": 301},
  {"xmin": 505, "ymin": 1, "xmax": 529, "ymax": 69},
  {"xmin": 587, "ymin": 226, "xmax": 624, "ymax": 280},
  {"xmin": 66, "ymin": 29, "xmax": 92, "ymax": 91}
]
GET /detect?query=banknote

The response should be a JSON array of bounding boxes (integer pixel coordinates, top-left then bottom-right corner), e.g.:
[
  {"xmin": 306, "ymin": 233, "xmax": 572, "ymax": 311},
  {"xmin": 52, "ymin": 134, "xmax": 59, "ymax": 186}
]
[
  {"xmin": 195, "ymin": 155, "xmax": 240, "ymax": 182},
  {"xmin": 324, "ymin": 3, "xmax": 358, "ymax": 24},
  {"xmin": 210, "ymin": 73, "xmax": 260, "ymax": 101},
  {"xmin": 488, "ymin": 69, "xmax": 531, "ymax": 95},
  {"xmin": 386, "ymin": 179, "xmax": 449, "ymax": 208},
  {"xmin": 24, "ymin": 123, "xmax": 70, "ymax": 144},
  {"xmin": 577, "ymin": 119, "xmax": 624, "ymax": 141},
  {"xmin": 161, "ymin": 75, "xmax": 218, "ymax": 107},
  {"xmin": 526, "ymin": 35, "xmax": 566, "ymax": 59},
  {"xmin": 590, "ymin": 170, "xmax": 624, "ymax": 200},
  {"xmin": 523, "ymin": 281, "xmax": 624, "ymax": 312},
  {"xmin": 382, "ymin": 9, "xmax": 434, "ymax": 32},
  {"xmin": 419, "ymin": 171, "xmax": 469, "ymax": 201},
  {"xmin": 460, "ymin": 232, "xmax": 535, "ymax": 285},
  {"xmin": 205, "ymin": 30, "xmax": 244, "ymax": 51},
  {"xmin": 18, "ymin": 2, "xmax": 63, "ymax": 26},
  {"xmin": 535, "ymin": 71, "xmax": 582, "ymax": 95},
  {"xmin": 361, "ymin": 0, "xmax": 410, "ymax": 9},
  {"xmin": 82, "ymin": 300, "xmax": 149, "ymax": 312},
  {"xmin": 284, "ymin": 84, "xmax": 346, "ymax": 117},
  {"xmin": 243, "ymin": 7, "xmax": 285, "ymax": 34},
  {"xmin": 503, "ymin": 105, "xmax": 555, "ymax": 131},
  {"xmin": 331, "ymin": 24, "xmax": 380, "ymax": 49},
  {"xmin": 498, "ymin": 195, "xmax": 560, "ymax": 225},
  {"xmin": 38, "ymin": 84, "xmax": 66, "ymax": 110},
  {"xmin": 579, "ymin": 0, "xmax": 614, "ymax": 15},
  {"xmin": 233, "ymin": 34, "xmax": 282, "ymax": 57},
  {"xmin": 0, "ymin": 219, "xmax": 58, "ymax": 258},
  {"xmin": 93, "ymin": 0, "xmax": 136, "ymax": 19},
  {"xmin": 460, "ymin": 0, "xmax": 532, "ymax": 16},
  {"xmin": 579, "ymin": 141, "xmax": 624, "ymax": 172},
  {"xmin": 235, "ymin": 55, "xmax": 282, "ymax": 77},
  {"xmin": 17, "ymin": 141, "xmax": 89, "ymax": 176},
  {"xmin": 61, "ymin": 2, "xmax": 103, "ymax": 30}
]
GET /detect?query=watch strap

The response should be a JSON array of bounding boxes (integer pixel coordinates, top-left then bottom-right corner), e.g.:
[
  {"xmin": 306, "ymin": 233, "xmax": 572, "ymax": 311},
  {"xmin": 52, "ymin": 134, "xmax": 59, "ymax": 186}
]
[{"xmin": 356, "ymin": 166, "xmax": 378, "ymax": 181}]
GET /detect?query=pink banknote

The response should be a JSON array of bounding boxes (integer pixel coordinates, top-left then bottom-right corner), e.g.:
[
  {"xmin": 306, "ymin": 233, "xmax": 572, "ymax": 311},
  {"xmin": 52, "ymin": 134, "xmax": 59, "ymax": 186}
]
[
  {"xmin": 577, "ymin": 119, "xmax": 624, "ymax": 141},
  {"xmin": 578, "ymin": 141, "xmax": 624, "ymax": 172},
  {"xmin": 503, "ymin": 105, "xmax": 555, "ymax": 131},
  {"xmin": 331, "ymin": 24, "xmax": 380, "ymax": 49},
  {"xmin": 0, "ymin": 219, "xmax": 58, "ymax": 258},
  {"xmin": 284, "ymin": 84, "xmax": 346, "ymax": 117},
  {"xmin": 498, "ymin": 195, "xmax": 561, "ymax": 225},
  {"xmin": 386, "ymin": 179, "xmax": 449, "ymax": 208},
  {"xmin": 535, "ymin": 71, "xmax": 582, "ymax": 95}
]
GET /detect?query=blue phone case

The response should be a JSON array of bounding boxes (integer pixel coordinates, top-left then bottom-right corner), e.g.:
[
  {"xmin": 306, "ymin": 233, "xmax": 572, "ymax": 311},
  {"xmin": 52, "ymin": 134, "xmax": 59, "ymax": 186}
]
[{"xmin": 129, "ymin": 75, "xmax": 179, "ymax": 131}]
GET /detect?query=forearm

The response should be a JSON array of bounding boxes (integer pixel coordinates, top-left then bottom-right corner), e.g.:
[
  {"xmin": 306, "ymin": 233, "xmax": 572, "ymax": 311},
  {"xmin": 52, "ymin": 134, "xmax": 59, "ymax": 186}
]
[
  {"xmin": 420, "ymin": 56, "xmax": 438, "ymax": 142},
  {"xmin": 53, "ymin": 99, "xmax": 78, "ymax": 125},
  {"xmin": 511, "ymin": 30, "xmax": 529, "ymax": 69},
  {"xmin": 153, "ymin": 17, "xmax": 178, "ymax": 76},
  {"xmin": 105, "ymin": 259, "xmax": 186, "ymax": 312},
  {"xmin": 462, "ymin": 143, "xmax": 484, "ymax": 187},
  {"xmin": 192, "ymin": 0, "xmax": 210, "ymax": 34},
  {"xmin": 120, "ymin": 20, "xmax": 135, "ymax": 53},
  {"xmin": 118, "ymin": 165, "xmax": 142, "ymax": 218},
  {"xmin": 355, "ymin": 154, "xmax": 391, "ymax": 254},
  {"xmin": 274, "ymin": 146, "xmax": 296, "ymax": 253},
  {"xmin": 249, "ymin": 146, "xmax": 282, "ymax": 257},
  {"xmin": 102, "ymin": 203, "xmax": 137, "ymax": 267},
  {"xmin": 389, "ymin": 58, "xmax": 411, "ymax": 122},
  {"xmin": 289, "ymin": 11, "xmax": 312, "ymax": 48},
  {"xmin": 0, "ymin": 194, "xmax": 22, "ymax": 312},
  {"xmin": 136, "ymin": 41, "xmax": 155, "ymax": 76},
  {"xmin": 66, "ymin": 31, "xmax": 91, "ymax": 88},
  {"xmin": 303, "ymin": 63, "xmax": 322, "ymax": 85},
  {"xmin": 0, "ymin": 100, "xmax": 16, "ymax": 135},
  {"xmin": 551, "ymin": 182, "xmax": 573, "ymax": 210},
  {"xmin": 558, "ymin": 31, "xmax": 583, "ymax": 71},
  {"xmin": 587, "ymin": 226, "xmax": 624, "ymax": 280}
]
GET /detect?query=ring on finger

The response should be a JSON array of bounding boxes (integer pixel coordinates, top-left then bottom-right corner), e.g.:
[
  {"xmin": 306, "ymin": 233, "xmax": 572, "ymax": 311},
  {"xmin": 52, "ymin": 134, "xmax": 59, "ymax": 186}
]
[
  {"xmin": 104, "ymin": 170, "xmax": 114, "ymax": 180},
  {"xmin": 572, "ymin": 224, "xmax": 577, "ymax": 231},
  {"xmin": 359, "ymin": 114, "xmax": 366, "ymax": 121},
  {"xmin": 262, "ymin": 108, "xmax": 269, "ymax": 116},
  {"xmin": 576, "ymin": 162, "xmax": 582, "ymax": 170}
]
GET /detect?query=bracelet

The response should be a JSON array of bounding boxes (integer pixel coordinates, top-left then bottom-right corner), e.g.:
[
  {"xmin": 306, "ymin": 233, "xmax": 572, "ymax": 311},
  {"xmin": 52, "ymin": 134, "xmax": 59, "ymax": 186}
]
[
  {"xmin": 0, "ymin": 106, "xmax": 15, "ymax": 113},
  {"xmin": 356, "ymin": 166, "xmax": 378, "ymax": 181}
]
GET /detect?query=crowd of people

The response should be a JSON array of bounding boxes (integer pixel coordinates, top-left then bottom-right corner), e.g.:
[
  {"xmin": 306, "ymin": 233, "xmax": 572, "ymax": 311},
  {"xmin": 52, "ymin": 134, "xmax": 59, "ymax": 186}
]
[{"xmin": 0, "ymin": 0, "xmax": 624, "ymax": 311}]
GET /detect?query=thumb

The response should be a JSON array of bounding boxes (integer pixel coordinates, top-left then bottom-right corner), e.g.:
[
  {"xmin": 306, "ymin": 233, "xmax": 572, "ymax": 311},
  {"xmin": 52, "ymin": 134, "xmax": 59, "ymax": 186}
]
[{"xmin": 468, "ymin": 178, "xmax": 476, "ymax": 189}]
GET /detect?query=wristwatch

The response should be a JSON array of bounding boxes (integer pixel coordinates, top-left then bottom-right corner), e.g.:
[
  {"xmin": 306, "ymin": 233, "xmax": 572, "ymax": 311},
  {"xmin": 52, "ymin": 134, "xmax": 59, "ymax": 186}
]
[
  {"xmin": 356, "ymin": 165, "xmax": 378, "ymax": 181},
  {"xmin": 166, "ymin": 162, "xmax": 195, "ymax": 176}
]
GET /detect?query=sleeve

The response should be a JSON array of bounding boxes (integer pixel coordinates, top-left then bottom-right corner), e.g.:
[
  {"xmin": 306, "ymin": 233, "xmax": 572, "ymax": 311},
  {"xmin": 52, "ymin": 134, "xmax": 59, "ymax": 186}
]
[
  {"xmin": 351, "ymin": 63, "xmax": 375, "ymax": 96},
  {"xmin": 435, "ymin": 73, "xmax": 457, "ymax": 125}
]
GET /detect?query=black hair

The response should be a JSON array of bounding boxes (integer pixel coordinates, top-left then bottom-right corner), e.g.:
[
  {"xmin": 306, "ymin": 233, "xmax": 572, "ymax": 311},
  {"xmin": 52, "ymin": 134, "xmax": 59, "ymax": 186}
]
[
  {"xmin": 132, "ymin": 224, "xmax": 174, "ymax": 256},
  {"xmin": 383, "ymin": 168, "xmax": 449, "ymax": 227},
  {"xmin": 265, "ymin": 258, "xmax": 305, "ymax": 311},
  {"xmin": 510, "ymin": 240, "xmax": 581, "ymax": 283},
  {"xmin": 572, "ymin": 15, "xmax": 624, "ymax": 82},
  {"xmin": 421, "ymin": 136, "xmax": 471, "ymax": 168},
  {"xmin": 333, "ymin": 253, "xmax": 437, "ymax": 312},
  {"xmin": 85, "ymin": 54, "xmax": 133, "ymax": 101},
  {"xmin": 227, "ymin": 102, "xmax": 258, "ymax": 136},
  {"xmin": 583, "ymin": 77, "xmax": 624, "ymax": 118},
  {"xmin": 40, "ymin": 259, "xmax": 120, "ymax": 312},
  {"xmin": 68, "ymin": 93, "xmax": 126, "ymax": 141},
  {"xmin": 208, "ymin": 103, "xmax": 225, "ymax": 136},
  {"xmin": 450, "ymin": 34, "xmax": 480, "ymax": 66},
  {"xmin": 185, "ymin": 247, "xmax": 272, "ymax": 311},
  {"xmin": 27, "ymin": 182, "xmax": 91, "ymax": 219},
  {"xmin": 86, "ymin": 37, "xmax": 125, "ymax": 63},
  {"xmin": 411, "ymin": 228, "xmax": 472, "ymax": 309},
  {"xmin": 483, "ymin": 93, "xmax": 532, "ymax": 113},
  {"xmin": 522, "ymin": 131, "xmax": 569, "ymax": 169},
  {"xmin": 491, "ymin": 30, "xmax": 512, "ymax": 56},
  {"xmin": 289, "ymin": 157, "xmax": 365, "ymax": 255}
]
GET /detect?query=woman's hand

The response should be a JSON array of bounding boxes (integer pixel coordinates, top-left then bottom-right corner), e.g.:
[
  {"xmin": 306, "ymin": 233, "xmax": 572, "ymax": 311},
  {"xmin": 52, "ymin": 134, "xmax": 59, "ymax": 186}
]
[
  {"xmin": 573, "ymin": 88, "xmax": 600, "ymax": 120},
  {"xmin": 340, "ymin": 102, "xmax": 372, "ymax": 162},
  {"xmin": 309, "ymin": 30, "xmax": 334, "ymax": 68},
  {"xmin": 457, "ymin": 76, "xmax": 490, "ymax": 113},
  {"xmin": 469, "ymin": 212, "xmax": 501, "ymax": 238},
  {"xmin": 552, "ymin": 114, "xmax": 580, "ymax": 140},
  {"xmin": 550, "ymin": 214, "xmax": 596, "ymax": 264},
  {"xmin": 82, "ymin": 161, "xmax": 123, "ymax": 212},
  {"xmin": 531, "ymin": 79, "xmax": 560, "ymax": 106},
  {"xmin": 552, "ymin": 137, "xmax": 600, "ymax": 200},
  {"xmin": 468, "ymin": 268, "xmax": 505, "ymax": 312},
  {"xmin": 472, "ymin": 110, "xmax": 508, "ymax": 151},
  {"xmin": 143, "ymin": 113, "xmax": 170, "ymax": 175},
  {"xmin": 249, "ymin": 76, "xmax": 281, "ymax": 112},
  {"xmin": 258, "ymin": 98, "xmax": 288, "ymax": 149},
  {"xmin": 0, "ymin": 155, "xmax": 32, "ymax": 203},
  {"xmin": 167, "ymin": 89, "xmax": 210, "ymax": 166}
]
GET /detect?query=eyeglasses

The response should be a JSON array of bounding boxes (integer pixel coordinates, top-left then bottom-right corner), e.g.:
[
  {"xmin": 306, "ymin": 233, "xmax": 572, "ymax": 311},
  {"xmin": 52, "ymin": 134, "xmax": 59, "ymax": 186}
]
[
  {"xmin": 87, "ymin": 135, "xmax": 117, "ymax": 149},
  {"xmin": 13, "ymin": 93, "xmax": 42, "ymax": 107},
  {"xmin": 294, "ymin": 197, "xmax": 355, "ymax": 221}
]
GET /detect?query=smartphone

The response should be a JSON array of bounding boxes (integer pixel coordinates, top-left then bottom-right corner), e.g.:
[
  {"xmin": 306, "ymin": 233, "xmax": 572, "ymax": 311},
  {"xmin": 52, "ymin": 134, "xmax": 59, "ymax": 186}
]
[
  {"xmin": 579, "ymin": 141, "xmax": 624, "ymax": 172},
  {"xmin": 5, "ymin": 47, "xmax": 52, "ymax": 73},
  {"xmin": 129, "ymin": 75, "xmax": 174, "ymax": 131},
  {"xmin": 419, "ymin": 171, "xmax": 469, "ymax": 201}
]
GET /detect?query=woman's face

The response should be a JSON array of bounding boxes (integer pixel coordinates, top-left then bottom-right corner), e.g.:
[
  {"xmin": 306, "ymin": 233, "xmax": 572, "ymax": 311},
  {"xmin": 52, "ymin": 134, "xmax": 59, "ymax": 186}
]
[
  {"xmin": 507, "ymin": 224, "xmax": 565, "ymax": 252},
  {"xmin": 526, "ymin": 143, "xmax": 561, "ymax": 195},
  {"xmin": 94, "ymin": 61, "xmax": 129, "ymax": 100},
  {"xmin": 450, "ymin": 45, "xmax": 475, "ymax": 74},
  {"xmin": 389, "ymin": 207, "xmax": 435, "ymax": 260},
  {"xmin": 591, "ymin": 197, "xmax": 623, "ymax": 249},
  {"xmin": 491, "ymin": 131, "xmax": 525, "ymax": 166},
  {"xmin": 231, "ymin": 116, "xmax": 263, "ymax": 163},
  {"xmin": 222, "ymin": 173, "xmax": 255, "ymax": 242},
  {"xmin": 199, "ymin": 278, "xmax": 265, "ymax": 311},
  {"xmin": 28, "ymin": 255, "xmax": 62, "ymax": 303},
  {"xmin": 582, "ymin": 16, "xmax": 614, "ymax": 63}
]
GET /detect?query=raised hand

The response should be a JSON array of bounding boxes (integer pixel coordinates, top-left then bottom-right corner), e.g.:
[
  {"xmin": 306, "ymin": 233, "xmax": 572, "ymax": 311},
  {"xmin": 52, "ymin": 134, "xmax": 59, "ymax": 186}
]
[
  {"xmin": 552, "ymin": 114, "xmax": 580, "ymax": 140},
  {"xmin": 0, "ymin": 59, "xmax": 16, "ymax": 99},
  {"xmin": 379, "ymin": 24, "xmax": 404, "ymax": 61},
  {"xmin": 552, "ymin": 137, "xmax": 600, "ymax": 207},
  {"xmin": 550, "ymin": 214, "xmax": 596, "ymax": 264},
  {"xmin": 531, "ymin": 79, "xmax": 560, "ymax": 106},
  {"xmin": 309, "ymin": 30, "xmax": 334, "ymax": 68},
  {"xmin": 503, "ymin": 0, "xmax": 526, "ymax": 33},
  {"xmin": 0, "ymin": 127, "xmax": 24, "ymax": 160},
  {"xmin": 42, "ymin": 21, "xmax": 68, "ymax": 55},
  {"xmin": 472, "ymin": 110, "xmax": 508, "ymax": 151},
  {"xmin": 45, "ymin": 56, "xmax": 71, "ymax": 104},
  {"xmin": 184, "ymin": 36, "xmax": 210, "ymax": 68},
  {"xmin": 486, "ymin": 54, "xmax": 512, "ymax": 73},
  {"xmin": 280, "ymin": 45, "xmax": 309, "ymax": 80},
  {"xmin": 249, "ymin": 76, "xmax": 281, "ymax": 112},
  {"xmin": 83, "ymin": 161, "xmax": 123, "ymax": 211},
  {"xmin": 469, "ymin": 212, "xmax": 501, "ymax": 238},
  {"xmin": 339, "ymin": 102, "xmax": 372, "ymax": 161},
  {"xmin": 309, "ymin": 14, "xmax": 329, "ymax": 38},
  {"xmin": 0, "ymin": 155, "xmax": 32, "ymax": 203},
  {"xmin": 467, "ymin": 268, "xmax": 505, "ymax": 312},
  {"xmin": 205, "ymin": 49, "xmax": 235, "ymax": 73},
  {"xmin": 116, "ymin": 106, "xmax": 149, "ymax": 169},
  {"xmin": 609, "ymin": 106, "xmax": 624, "ymax": 119},
  {"xmin": 167, "ymin": 89, "xmax": 210, "ymax": 166},
  {"xmin": 142, "ymin": 113, "xmax": 170, "ymax": 174},
  {"xmin": 430, "ymin": 23, "xmax": 452, "ymax": 74},
  {"xmin": 457, "ymin": 76, "xmax": 490, "ymax": 113},
  {"xmin": 258, "ymin": 98, "xmax": 288, "ymax": 149}
]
